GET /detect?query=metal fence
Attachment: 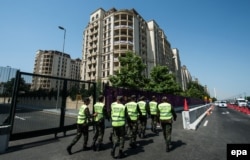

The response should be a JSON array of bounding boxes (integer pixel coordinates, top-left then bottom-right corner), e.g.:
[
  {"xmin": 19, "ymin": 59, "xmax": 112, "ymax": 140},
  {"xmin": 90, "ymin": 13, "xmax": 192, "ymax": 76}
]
[{"xmin": 0, "ymin": 71, "xmax": 96, "ymax": 141}]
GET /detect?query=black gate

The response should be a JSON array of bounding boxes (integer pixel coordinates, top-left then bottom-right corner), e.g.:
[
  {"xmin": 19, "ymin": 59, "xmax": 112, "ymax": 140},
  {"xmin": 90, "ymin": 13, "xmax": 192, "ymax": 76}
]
[{"xmin": 1, "ymin": 71, "xmax": 96, "ymax": 141}]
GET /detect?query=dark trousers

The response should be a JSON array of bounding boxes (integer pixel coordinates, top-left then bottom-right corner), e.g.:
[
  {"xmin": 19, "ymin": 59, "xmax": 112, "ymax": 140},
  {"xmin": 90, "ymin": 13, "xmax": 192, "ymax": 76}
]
[
  {"xmin": 69, "ymin": 123, "xmax": 89, "ymax": 148},
  {"xmin": 93, "ymin": 121, "xmax": 105, "ymax": 144},
  {"xmin": 138, "ymin": 115, "xmax": 147, "ymax": 136},
  {"xmin": 161, "ymin": 122, "xmax": 172, "ymax": 145},
  {"xmin": 113, "ymin": 125, "xmax": 125, "ymax": 151},
  {"xmin": 128, "ymin": 120, "xmax": 138, "ymax": 144},
  {"xmin": 151, "ymin": 115, "xmax": 158, "ymax": 132}
]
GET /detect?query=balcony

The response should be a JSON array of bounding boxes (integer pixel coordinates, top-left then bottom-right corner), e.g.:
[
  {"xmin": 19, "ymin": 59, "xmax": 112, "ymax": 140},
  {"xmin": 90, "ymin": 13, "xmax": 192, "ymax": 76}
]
[
  {"xmin": 114, "ymin": 25, "xmax": 133, "ymax": 30},
  {"xmin": 114, "ymin": 40, "xmax": 133, "ymax": 45}
]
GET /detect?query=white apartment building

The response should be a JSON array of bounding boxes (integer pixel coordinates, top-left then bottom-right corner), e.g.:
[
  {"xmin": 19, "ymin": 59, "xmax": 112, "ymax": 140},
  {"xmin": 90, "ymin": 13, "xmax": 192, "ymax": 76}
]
[
  {"xmin": 81, "ymin": 8, "xmax": 175, "ymax": 83},
  {"xmin": 172, "ymin": 48, "xmax": 182, "ymax": 87},
  {"xmin": 181, "ymin": 65, "xmax": 192, "ymax": 90},
  {"xmin": 32, "ymin": 50, "xmax": 81, "ymax": 90}
]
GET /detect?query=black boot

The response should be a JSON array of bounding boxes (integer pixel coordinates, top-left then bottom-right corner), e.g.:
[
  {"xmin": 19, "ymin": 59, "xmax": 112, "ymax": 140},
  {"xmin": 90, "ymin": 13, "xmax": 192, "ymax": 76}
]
[
  {"xmin": 96, "ymin": 143, "xmax": 102, "ymax": 151},
  {"xmin": 67, "ymin": 145, "xmax": 72, "ymax": 155},
  {"xmin": 118, "ymin": 150, "xmax": 124, "ymax": 159},
  {"xmin": 91, "ymin": 142, "xmax": 96, "ymax": 151},
  {"xmin": 111, "ymin": 145, "xmax": 116, "ymax": 158},
  {"xmin": 83, "ymin": 145, "xmax": 90, "ymax": 151},
  {"xmin": 166, "ymin": 144, "xmax": 170, "ymax": 152}
]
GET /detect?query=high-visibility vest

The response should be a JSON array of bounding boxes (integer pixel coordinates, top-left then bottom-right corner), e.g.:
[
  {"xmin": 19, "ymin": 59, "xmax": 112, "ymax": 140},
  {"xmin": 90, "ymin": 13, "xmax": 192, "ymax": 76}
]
[
  {"xmin": 149, "ymin": 101, "xmax": 158, "ymax": 115},
  {"xmin": 158, "ymin": 102, "xmax": 173, "ymax": 120},
  {"xmin": 94, "ymin": 102, "xmax": 104, "ymax": 122},
  {"xmin": 111, "ymin": 103, "xmax": 125, "ymax": 127},
  {"xmin": 137, "ymin": 101, "xmax": 147, "ymax": 116},
  {"xmin": 125, "ymin": 101, "xmax": 138, "ymax": 121},
  {"xmin": 77, "ymin": 104, "xmax": 87, "ymax": 124}
]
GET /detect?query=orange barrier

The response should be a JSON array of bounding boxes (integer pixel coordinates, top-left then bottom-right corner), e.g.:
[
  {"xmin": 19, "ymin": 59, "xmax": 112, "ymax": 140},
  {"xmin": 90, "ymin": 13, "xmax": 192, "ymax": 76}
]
[{"xmin": 227, "ymin": 104, "xmax": 250, "ymax": 115}]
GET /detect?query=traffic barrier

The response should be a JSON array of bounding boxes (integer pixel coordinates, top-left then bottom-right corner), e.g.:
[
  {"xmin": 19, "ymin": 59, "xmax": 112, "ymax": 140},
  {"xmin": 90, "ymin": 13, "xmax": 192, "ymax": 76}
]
[
  {"xmin": 227, "ymin": 104, "xmax": 250, "ymax": 115},
  {"xmin": 182, "ymin": 103, "xmax": 211, "ymax": 130}
]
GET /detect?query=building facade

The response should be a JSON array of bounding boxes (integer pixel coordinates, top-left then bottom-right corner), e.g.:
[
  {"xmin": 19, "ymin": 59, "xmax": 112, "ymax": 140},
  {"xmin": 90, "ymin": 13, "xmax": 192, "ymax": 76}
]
[
  {"xmin": 81, "ymin": 8, "xmax": 175, "ymax": 83},
  {"xmin": 181, "ymin": 65, "xmax": 192, "ymax": 91},
  {"xmin": 32, "ymin": 50, "xmax": 81, "ymax": 90}
]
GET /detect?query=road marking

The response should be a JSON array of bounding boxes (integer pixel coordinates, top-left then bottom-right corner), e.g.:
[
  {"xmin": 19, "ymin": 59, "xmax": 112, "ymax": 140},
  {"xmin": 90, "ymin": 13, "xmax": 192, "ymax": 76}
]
[
  {"xmin": 15, "ymin": 116, "xmax": 26, "ymax": 120},
  {"xmin": 222, "ymin": 111, "xmax": 230, "ymax": 114},
  {"xmin": 203, "ymin": 120, "xmax": 208, "ymax": 127}
]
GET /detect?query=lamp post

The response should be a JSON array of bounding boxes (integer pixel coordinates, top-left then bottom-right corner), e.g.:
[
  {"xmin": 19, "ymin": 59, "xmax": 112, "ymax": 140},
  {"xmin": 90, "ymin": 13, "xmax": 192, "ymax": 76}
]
[{"xmin": 56, "ymin": 26, "xmax": 66, "ymax": 109}]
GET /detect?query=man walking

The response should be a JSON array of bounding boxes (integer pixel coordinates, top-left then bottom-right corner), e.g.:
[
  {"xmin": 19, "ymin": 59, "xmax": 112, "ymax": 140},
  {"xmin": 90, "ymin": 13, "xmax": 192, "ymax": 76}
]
[
  {"xmin": 91, "ymin": 95, "xmax": 108, "ymax": 151},
  {"xmin": 137, "ymin": 96, "xmax": 149, "ymax": 138},
  {"xmin": 149, "ymin": 96, "xmax": 158, "ymax": 133},
  {"xmin": 110, "ymin": 96, "xmax": 127, "ymax": 159},
  {"xmin": 157, "ymin": 96, "xmax": 177, "ymax": 152},
  {"xmin": 125, "ymin": 95, "xmax": 141, "ymax": 148},
  {"xmin": 67, "ymin": 97, "xmax": 96, "ymax": 155}
]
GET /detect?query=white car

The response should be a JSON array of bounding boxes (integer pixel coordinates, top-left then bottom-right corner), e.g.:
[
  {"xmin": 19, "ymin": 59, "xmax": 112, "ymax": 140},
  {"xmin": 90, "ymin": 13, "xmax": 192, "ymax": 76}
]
[
  {"xmin": 214, "ymin": 101, "xmax": 220, "ymax": 106},
  {"xmin": 218, "ymin": 101, "xmax": 227, "ymax": 108}
]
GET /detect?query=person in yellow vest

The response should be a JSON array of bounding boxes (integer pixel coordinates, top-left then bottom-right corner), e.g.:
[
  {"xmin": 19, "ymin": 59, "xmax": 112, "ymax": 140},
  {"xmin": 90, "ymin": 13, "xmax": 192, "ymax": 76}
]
[
  {"xmin": 157, "ymin": 96, "xmax": 177, "ymax": 152},
  {"xmin": 110, "ymin": 96, "xmax": 127, "ymax": 159},
  {"xmin": 91, "ymin": 95, "xmax": 108, "ymax": 151},
  {"xmin": 125, "ymin": 95, "xmax": 142, "ymax": 148},
  {"xmin": 149, "ymin": 95, "xmax": 159, "ymax": 133},
  {"xmin": 67, "ymin": 97, "xmax": 97, "ymax": 155},
  {"xmin": 137, "ymin": 96, "xmax": 149, "ymax": 138},
  {"xmin": 108, "ymin": 98, "xmax": 117, "ymax": 143}
]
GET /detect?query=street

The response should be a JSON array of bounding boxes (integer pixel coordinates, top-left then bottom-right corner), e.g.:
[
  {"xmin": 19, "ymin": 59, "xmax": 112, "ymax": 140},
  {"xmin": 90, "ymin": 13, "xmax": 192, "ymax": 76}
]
[{"xmin": 1, "ymin": 105, "xmax": 250, "ymax": 160}]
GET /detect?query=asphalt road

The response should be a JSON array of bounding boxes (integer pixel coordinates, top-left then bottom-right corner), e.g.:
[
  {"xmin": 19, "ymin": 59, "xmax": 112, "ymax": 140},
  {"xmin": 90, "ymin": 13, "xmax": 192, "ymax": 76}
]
[{"xmin": 1, "ymin": 106, "xmax": 250, "ymax": 160}]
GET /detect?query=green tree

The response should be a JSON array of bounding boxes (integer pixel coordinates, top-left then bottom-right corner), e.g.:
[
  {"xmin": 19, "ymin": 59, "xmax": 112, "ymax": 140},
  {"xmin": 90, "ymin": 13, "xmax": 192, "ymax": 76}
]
[
  {"xmin": 109, "ymin": 51, "xmax": 147, "ymax": 89},
  {"xmin": 4, "ymin": 77, "xmax": 30, "ymax": 96},
  {"xmin": 182, "ymin": 81, "xmax": 209, "ymax": 100},
  {"xmin": 146, "ymin": 65, "xmax": 182, "ymax": 95}
]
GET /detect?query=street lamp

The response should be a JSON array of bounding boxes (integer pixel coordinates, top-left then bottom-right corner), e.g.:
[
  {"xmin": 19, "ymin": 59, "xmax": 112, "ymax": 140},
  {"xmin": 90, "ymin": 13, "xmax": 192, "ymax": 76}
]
[{"xmin": 56, "ymin": 26, "xmax": 66, "ymax": 109}]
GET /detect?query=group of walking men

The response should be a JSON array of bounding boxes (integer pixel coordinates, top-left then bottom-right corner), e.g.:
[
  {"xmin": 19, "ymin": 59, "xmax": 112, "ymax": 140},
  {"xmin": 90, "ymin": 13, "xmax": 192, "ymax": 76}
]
[{"xmin": 66, "ymin": 94, "xmax": 177, "ymax": 158}]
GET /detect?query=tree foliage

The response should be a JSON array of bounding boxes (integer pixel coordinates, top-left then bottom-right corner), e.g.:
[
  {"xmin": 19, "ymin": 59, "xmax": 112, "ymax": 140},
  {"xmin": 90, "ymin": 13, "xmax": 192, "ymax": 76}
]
[
  {"xmin": 108, "ymin": 51, "xmax": 210, "ymax": 99},
  {"xmin": 182, "ymin": 81, "xmax": 209, "ymax": 99},
  {"xmin": 3, "ymin": 77, "xmax": 30, "ymax": 96},
  {"xmin": 146, "ymin": 65, "xmax": 182, "ymax": 94},
  {"xmin": 109, "ymin": 51, "xmax": 147, "ymax": 89}
]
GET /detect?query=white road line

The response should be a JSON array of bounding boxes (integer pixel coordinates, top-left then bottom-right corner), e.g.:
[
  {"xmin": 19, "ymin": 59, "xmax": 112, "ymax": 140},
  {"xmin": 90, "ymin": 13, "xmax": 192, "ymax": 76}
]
[
  {"xmin": 15, "ymin": 116, "xmax": 26, "ymax": 120},
  {"xmin": 203, "ymin": 120, "xmax": 208, "ymax": 127}
]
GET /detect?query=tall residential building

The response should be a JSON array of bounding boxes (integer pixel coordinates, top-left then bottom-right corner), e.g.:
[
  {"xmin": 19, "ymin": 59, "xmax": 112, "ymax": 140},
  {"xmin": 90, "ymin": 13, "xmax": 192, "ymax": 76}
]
[
  {"xmin": 81, "ymin": 8, "xmax": 174, "ymax": 83},
  {"xmin": 172, "ymin": 48, "xmax": 182, "ymax": 88},
  {"xmin": 147, "ymin": 20, "xmax": 174, "ymax": 74},
  {"xmin": 32, "ymin": 50, "xmax": 81, "ymax": 90},
  {"xmin": 181, "ymin": 65, "xmax": 192, "ymax": 90}
]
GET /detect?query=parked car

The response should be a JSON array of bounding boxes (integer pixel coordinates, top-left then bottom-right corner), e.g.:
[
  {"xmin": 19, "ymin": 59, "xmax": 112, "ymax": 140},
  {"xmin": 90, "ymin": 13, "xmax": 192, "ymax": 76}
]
[{"xmin": 218, "ymin": 101, "xmax": 227, "ymax": 108}]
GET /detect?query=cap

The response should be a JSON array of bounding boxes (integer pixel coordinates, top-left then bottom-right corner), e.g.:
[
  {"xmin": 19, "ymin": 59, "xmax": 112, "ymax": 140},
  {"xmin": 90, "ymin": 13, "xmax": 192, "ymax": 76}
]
[
  {"xmin": 83, "ymin": 97, "xmax": 90, "ymax": 102},
  {"xmin": 162, "ymin": 96, "xmax": 168, "ymax": 101},
  {"xmin": 116, "ymin": 96, "xmax": 123, "ymax": 101},
  {"xmin": 139, "ymin": 96, "xmax": 145, "ymax": 100},
  {"xmin": 131, "ymin": 95, "xmax": 136, "ymax": 98}
]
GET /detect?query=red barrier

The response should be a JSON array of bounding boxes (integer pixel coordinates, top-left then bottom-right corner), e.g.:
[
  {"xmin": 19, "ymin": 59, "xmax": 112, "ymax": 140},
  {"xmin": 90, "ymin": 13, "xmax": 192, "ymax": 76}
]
[{"xmin": 227, "ymin": 104, "xmax": 250, "ymax": 115}]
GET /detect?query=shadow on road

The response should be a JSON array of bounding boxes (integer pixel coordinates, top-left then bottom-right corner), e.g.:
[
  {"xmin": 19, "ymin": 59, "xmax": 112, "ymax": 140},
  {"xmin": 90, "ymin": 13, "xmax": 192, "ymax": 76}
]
[
  {"xmin": 170, "ymin": 140, "xmax": 186, "ymax": 151},
  {"xmin": 123, "ymin": 138, "xmax": 154, "ymax": 158}
]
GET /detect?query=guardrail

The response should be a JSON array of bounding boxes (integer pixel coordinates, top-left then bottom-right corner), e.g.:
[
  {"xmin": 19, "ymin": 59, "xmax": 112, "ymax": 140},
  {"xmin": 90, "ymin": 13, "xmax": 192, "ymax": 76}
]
[{"xmin": 182, "ymin": 104, "xmax": 212, "ymax": 130}]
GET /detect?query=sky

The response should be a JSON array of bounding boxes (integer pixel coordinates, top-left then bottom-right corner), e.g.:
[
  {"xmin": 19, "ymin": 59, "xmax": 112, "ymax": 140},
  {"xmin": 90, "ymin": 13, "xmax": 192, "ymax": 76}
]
[{"xmin": 1, "ymin": 0, "xmax": 250, "ymax": 100}]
